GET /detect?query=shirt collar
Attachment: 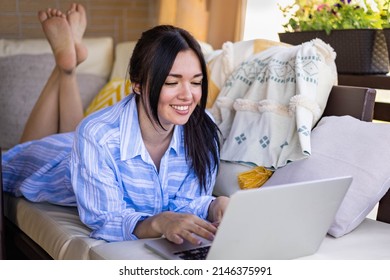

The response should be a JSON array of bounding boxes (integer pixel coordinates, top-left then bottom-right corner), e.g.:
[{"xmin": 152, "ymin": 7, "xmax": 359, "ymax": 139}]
[{"xmin": 119, "ymin": 95, "xmax": 184, "ymax": 161}]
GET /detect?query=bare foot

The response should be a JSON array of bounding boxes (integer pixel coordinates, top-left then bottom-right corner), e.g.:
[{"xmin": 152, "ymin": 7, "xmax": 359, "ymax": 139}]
[
  {"xmin": 66, "ymin": 3, "xmax": 88, "ymax": 64},
  {"xmin": 38, "ymin": 8, "xmax": 76, "ymax": 72}
]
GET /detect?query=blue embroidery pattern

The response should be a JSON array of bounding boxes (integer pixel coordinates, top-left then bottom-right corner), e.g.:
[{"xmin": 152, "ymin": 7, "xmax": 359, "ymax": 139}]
[
  {"xmin": 298, "ymin": 125, "xmax": 310, "ymax": 136},
  {"xmin": 280, "ymin": 141, "xmax": 289, "ymax": 149},
  {"xmin": 259, "ymin": 136, "xmax": 270, "ymax": 148},
  {"xmin": 235, "ymin": 133, "xmax": 247, "ymax": 144}
]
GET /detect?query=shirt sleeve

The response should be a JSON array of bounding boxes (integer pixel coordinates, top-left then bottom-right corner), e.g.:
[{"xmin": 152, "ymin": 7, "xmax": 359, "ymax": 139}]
[
  {"xmin": 168, "ymin": 163, "xmax": 217, "ymax": 220},
  {"xmin": 70, "ymin": 128, "xmax": 150, "ymax": 242}
]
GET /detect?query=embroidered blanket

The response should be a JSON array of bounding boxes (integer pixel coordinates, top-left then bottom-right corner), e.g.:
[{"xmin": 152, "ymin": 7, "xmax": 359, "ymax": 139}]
[{"xmin": 210, "ymin": 39, "xmax": 337, "ymax": 169}]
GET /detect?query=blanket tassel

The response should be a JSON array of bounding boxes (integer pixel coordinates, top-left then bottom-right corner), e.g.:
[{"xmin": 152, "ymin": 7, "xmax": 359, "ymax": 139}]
[{"xmin": 237, "ymin": 166, "xmax": 273, "ymax": 190}]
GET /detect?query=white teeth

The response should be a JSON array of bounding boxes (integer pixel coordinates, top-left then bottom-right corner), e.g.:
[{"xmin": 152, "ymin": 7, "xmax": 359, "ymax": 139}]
[{"xmin": 171, "ymin": 105, "xmax": 189, "ymax": 111}]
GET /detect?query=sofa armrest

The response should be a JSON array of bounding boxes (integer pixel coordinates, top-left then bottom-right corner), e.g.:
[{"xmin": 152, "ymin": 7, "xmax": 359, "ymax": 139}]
[
  {"xmin": 1, "ymin": 149, "xmax": 5, "ymax": 259},
  {"xmin": 322, "ymin": 85, "xmax": 376, "ymax": 122},
  {"xmin": 378, "ymin": 191, "xmax": 390, "ymax": 223}
]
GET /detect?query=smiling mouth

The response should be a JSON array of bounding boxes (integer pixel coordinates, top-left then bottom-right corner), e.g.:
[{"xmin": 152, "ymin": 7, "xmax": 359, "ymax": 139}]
[{"xmin": 171, "ymin": 105, "xmax": 190, "ymax": 111}]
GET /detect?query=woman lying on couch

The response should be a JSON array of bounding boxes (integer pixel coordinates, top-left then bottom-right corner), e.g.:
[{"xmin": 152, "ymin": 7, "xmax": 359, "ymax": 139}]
[{"xmin": 2, "ymin": 3, "xmax": 229, "ymax": 244}]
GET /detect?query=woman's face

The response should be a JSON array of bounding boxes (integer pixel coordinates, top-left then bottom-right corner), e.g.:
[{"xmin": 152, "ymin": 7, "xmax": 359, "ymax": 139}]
[{"xmin": 157, "ymin": 49, "xmax": 203, "ymax": 128}]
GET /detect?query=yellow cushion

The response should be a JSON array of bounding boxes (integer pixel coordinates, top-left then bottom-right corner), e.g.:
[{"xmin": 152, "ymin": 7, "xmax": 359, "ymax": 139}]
[{"xmin": 85, "ymin": 78, "xmax": 131, "ymax": 116}]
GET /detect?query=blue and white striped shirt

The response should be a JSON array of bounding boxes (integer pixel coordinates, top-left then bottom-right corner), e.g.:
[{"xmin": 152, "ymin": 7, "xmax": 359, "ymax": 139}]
[
  {"xmin": 70, "ymin": 95, "xmax": 216, "ymax": 241},
  {"xmin": 2, "ymin": 95, "xmax": 217, "ymax": 242}
]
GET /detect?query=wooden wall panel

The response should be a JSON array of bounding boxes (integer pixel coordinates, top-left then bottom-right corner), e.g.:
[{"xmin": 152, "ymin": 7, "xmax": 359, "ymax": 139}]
[
  {"xmin": 0, "ymin": 0, "xmax": 158, "ymax": 44},
  {"xmin": 0, "ymin": 0, "xmax": 245, "ymax": 49}
]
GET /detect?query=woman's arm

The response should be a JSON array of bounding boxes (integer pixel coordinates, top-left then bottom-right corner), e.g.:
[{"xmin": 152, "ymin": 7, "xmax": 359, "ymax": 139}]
[
  {"xmin": 70, "ymin": 126, "xmax": 151, "ymax": 241},
  {"xmin": 134, "ymin": 211, "xmax": 217, "ymax": 245},
  {"xmin": 207, "ymin": 196, "xmax": 230, "ymax": 223}
]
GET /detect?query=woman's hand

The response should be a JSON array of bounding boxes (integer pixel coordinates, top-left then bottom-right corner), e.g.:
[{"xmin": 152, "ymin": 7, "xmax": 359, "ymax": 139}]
[
  {"xmin": 207, "ymin": 196, "xmax": 230, "ymax": 224},
  {"xmin": 134, "ymin": 211, "xmax": 217, "ymax": 245}
]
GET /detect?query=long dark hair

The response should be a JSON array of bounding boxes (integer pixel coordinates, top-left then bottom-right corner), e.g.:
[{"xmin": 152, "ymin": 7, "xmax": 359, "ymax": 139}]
[{"xmin": 129, "ymin": 25, "xmax": 220, "ymax": 192}]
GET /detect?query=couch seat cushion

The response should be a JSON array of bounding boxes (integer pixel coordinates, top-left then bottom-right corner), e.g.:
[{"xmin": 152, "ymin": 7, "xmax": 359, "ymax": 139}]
[
  {"xmin": 4, "ymin": 194, "xmax": 106, "ymax": 259},
  {"xmin": 299, "ymin": 218, "xmax": 390, "ymax": 259},
  {"xmin": 90, "ymin": 218, "xmax": 390, "ymax": 260}
]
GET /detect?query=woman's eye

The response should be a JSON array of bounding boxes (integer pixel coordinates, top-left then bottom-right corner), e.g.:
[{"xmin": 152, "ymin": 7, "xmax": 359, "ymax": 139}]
[
  {"xmin": 164, "ymin": 82, "xmax": 178, "ymax": 86},
  {"xmin": 192, "ymin": 81, "xmax": 202, "ymax": 86}
]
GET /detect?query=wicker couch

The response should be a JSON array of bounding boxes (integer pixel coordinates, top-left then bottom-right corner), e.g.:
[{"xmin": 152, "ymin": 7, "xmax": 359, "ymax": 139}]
[{"xmin": 1, "ymin": 38, "xmax": 390, "ymax": 260}]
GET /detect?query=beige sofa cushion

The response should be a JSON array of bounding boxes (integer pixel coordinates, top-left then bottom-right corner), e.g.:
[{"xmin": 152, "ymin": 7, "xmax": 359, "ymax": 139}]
[
  {"xmin": 0, "ymin": 38, "xmax": 114, "ymax": 149},
  {"xmin": 0, "ymin": 37, "xmax": 114, "ymax": 78},
  {"xmin": 89, "ymin": 218, "xmax": 390, "ymax": 260},
  {"xmin": 4, "ymin": 194, "xmax": 106, "ymax": 259}
]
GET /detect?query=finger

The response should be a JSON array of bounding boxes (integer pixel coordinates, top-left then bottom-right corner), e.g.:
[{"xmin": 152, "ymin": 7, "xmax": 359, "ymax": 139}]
[
  {"xmin": 183, "ymin": 231, "xmax": 205, "ymax": 245},
  {"xmin": 179, "ymin": 214, "xmax": 217, "ymax": 234},
  {"xmin": 165, "ymin": 227, "xmax": 204, "ymax": 246},
  {"xmin": 173, "ymin": 221, "xmax": 216, "ymax": 245},
  {"xmin": 212, "ymin": 221, "xmax": 221, "ymax": 227},
  {"xmin": 165, "ymin": 214, "xmax": 217, "ymax": 245},
  {"xmin": 196, "ymin": 218, "xmax": 218, "ymax": 234},
  {"xmin": 188, "ymin": 222, "xmax": 217, "ymax": 242},
  {"xmin": 213, "ymin": 211, "xmax": 223, "ymax": 223},
  {"xmin": 166, "ymin": 233, "xmax": 184, "ymax": 245}
]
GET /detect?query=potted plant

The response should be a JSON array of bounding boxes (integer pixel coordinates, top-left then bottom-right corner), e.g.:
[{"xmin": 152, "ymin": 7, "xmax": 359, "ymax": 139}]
[
  {"xmin": 380, "ymin": 0, "xmax": 390, "ymax": 27},
  {"xmin": 278, "ymin": 0, "xmax": 389, "ymax": 74},
  {"xmin": 380, "ymin": 0, "xmax": 390, "ymax": 60}
]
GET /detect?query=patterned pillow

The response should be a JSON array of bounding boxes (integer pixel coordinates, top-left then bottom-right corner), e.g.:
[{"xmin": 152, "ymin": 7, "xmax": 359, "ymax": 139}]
[{"xmin": 85, "ymin": 78, "xmax": 131, "ymax": 116}]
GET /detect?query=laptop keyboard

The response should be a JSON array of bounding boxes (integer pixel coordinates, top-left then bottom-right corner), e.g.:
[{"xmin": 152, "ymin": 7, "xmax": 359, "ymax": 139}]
[{"xmin": 173, "ymin": 245, "xmax": 211, "ymax": 260}]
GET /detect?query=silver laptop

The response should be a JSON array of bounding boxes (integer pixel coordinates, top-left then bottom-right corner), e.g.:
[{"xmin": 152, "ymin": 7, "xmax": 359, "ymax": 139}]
[{"xmin": 145, "ymin": 176, "xmax": 352, "ymax": 260}]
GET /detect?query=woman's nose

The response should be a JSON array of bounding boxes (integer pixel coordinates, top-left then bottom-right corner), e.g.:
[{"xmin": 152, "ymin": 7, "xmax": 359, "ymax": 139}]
[{"xmin": 178, "ymin": 83, "xmax": 192, "ymax": 100}]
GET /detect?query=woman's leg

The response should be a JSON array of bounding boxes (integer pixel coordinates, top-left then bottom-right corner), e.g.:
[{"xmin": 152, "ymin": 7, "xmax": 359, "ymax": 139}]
[
  {"xmin": 59, "ymin": 3, "xmax": 88, "ymax": 133},
  {"xmin": 20, "ymin": 4, "xmax": 87, "ymax": 143}
]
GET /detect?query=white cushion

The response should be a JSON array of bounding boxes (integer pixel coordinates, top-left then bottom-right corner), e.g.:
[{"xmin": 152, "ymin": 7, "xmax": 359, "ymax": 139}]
[
  {"xmin": 213, "ymin": 161, "xmax": 252, "ymax": 197},
  {"xmin": 90, "ymin": 239, "xmax": 162, "ymax": 260},
  {"xmin": 299, "ymin": 218, "xmax": 390, "ymax": 259},
  {"xmin": 262, "ymin": 116, "xmax": 390, "ymax": 237},
  {"xmin": 0, "ymin": 37, "xmax": 114, "ymax": 79},
  {"xmin": 109, "ymin": 41, "xmax": 137, "ymax": 80},
  {"xmin": 90, "ymin": 218, "xmax": 390, "ymax": 260},
  {"xmin": 4, "ymin": 194, "xmax": 106, "ymax": 259},
  {"xmin": 109, "ymin": 40, "xmax": 214, "ymax": 81}
]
